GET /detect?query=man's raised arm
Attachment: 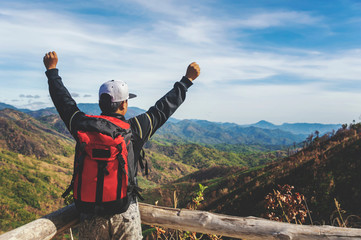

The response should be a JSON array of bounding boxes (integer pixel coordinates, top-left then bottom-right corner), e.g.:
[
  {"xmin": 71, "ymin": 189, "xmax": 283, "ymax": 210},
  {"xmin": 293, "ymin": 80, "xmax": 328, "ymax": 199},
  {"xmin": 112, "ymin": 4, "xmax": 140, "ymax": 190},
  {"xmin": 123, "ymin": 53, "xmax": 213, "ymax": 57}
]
[
  {"xmin": 44, "ymin": 51, "xmax": 80, "ymax": 133},
  {"xmin": 129, "ymin": 62, "xmax": 200, "ymax": 143}
]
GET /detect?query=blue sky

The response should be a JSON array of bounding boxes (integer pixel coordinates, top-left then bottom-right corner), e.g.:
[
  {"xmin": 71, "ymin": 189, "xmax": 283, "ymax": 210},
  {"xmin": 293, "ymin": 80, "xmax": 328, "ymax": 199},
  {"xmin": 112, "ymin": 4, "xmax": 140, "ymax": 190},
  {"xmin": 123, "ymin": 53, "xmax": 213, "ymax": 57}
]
[{"xmin": 1, "ymin": 0, "xmax": 361, "ymax": 124}]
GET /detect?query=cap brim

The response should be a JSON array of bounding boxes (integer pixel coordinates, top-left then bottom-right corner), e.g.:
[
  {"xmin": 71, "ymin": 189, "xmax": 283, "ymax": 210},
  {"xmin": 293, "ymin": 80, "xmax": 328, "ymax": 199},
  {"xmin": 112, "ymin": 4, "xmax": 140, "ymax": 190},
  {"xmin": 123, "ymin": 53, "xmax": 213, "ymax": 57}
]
[{"xmin": 129, "ymin": 93, "xmax": 137, "ymax": 99}]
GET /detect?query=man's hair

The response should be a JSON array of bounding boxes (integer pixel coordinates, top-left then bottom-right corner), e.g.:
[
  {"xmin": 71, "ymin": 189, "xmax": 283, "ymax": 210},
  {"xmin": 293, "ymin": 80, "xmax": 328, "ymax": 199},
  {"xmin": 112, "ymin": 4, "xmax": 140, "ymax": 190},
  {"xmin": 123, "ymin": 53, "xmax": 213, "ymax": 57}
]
[{"xmin": 99, "ymin": 93, "xmax": 121, "ymax": 114}]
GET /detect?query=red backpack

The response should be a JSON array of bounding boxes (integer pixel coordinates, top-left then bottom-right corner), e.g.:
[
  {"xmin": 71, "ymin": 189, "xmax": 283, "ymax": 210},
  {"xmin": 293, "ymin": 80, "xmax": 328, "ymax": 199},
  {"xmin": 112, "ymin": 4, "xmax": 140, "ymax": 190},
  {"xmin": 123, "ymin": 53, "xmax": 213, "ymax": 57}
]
[{"xmin": 62, "ymin": 115, "xmax": 142, "ymax": 215}]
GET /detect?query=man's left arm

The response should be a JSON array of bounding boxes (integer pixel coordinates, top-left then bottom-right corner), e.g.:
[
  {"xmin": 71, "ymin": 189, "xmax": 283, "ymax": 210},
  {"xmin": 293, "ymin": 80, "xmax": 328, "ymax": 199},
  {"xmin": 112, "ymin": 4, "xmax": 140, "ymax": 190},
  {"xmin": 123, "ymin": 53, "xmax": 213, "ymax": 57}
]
[{"xmin": 129, "ymin": 62, "xmax": 200, "ymax": 144}]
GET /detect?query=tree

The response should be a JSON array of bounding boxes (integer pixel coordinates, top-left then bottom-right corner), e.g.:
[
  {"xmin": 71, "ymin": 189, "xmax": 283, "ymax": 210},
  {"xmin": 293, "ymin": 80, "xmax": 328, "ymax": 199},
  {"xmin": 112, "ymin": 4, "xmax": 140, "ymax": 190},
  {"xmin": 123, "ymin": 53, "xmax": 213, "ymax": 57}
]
[
  {"xmin": 306, "ymin": 133, "xmax": 314, "ymax": 146},
  {"xmin": 315, "ymin": 130, "xmax": 319, "ymax": 139}
]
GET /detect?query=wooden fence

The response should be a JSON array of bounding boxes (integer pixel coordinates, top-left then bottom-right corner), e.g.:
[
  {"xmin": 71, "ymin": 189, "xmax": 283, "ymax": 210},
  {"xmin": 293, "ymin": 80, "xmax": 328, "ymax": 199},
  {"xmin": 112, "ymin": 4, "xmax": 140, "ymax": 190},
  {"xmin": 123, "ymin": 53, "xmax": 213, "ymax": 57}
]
[{"xmin": 1, "ymin": 203, "xmax": 361, "ymax": 240}]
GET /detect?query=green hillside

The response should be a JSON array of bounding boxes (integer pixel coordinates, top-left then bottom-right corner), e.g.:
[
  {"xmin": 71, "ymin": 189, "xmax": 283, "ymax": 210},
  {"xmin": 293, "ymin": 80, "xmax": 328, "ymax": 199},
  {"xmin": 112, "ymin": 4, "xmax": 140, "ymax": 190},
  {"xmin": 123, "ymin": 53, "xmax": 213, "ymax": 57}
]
[
  {"xmin": 0, "ymin": 109, "xmax": 74, "ymax": 158},
  {"xmin": 154, "ymin": 119, "xmax": 305, "ymax": 146},
  {"xmin": 0, "ymin": 109, "xmax": 75, "ymax": 233},
  {"xmin": 145, "ymin": 125, "xmax": 361, "ymax": 226},
  {"xmin": 204, "ymin": 129, "xmax": 361, "ymax": 223},
  {"xmin": 0, "ymin": 148, "xmax": 73, "ymax": 233},
  {"xmin": 144, "ymin": 140, "xmax": 286, "ymax": 168}
]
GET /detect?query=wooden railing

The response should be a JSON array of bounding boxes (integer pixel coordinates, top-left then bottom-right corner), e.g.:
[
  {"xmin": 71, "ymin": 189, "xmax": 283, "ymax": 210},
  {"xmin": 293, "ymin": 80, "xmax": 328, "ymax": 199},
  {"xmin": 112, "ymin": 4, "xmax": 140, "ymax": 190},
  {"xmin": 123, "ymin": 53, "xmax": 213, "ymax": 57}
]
[{"xmin": 1, "ymin": 203, "xmax": 361, "ymax": 240}]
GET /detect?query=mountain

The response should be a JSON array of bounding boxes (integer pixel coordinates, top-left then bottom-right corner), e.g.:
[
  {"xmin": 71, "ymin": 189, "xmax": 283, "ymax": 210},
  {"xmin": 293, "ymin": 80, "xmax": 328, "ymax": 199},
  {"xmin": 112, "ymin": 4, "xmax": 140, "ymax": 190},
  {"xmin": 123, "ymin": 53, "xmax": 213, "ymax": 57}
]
[
  {"xmin": 0, "ymin": 109, "xmax": 74, "ymax": 158},
  {"xmin": 0, "ymin": 102, "xmax": 342, "ymax": 147},
  {"xmin": 27, "ymin": 107, "xmax": 58, "ymax": 118},
  {"xmin": 0, "ymin": 102, "xmax": 31, "ymax": 113},
  {"xmin": 27, "ymin": 103, "xmax": 145, "ymax": 119},
  {"xmin": 253, "ymin": 120, "xmax": 277, "ymax": 129},
  {"xmin": 0, "ymin": 102, "xmax": 303, "ymax": 147},
  {"xmin": 146, "ymin": 125, "xmax": 361, "ymax": 225},
  {"xmin": 248, "ymin": 120, "xmax": 341, "ymax": 136},
  {"xmin": 155, "ymin": 119, "xmax": 305, "ymax": 146},
  {"xmin": 279, "ymin": 122, "xmax": 341, "ymax": 135},
  {"xmin": 0, "ymin": 102, "xmax": 17, "ymax": 110}
]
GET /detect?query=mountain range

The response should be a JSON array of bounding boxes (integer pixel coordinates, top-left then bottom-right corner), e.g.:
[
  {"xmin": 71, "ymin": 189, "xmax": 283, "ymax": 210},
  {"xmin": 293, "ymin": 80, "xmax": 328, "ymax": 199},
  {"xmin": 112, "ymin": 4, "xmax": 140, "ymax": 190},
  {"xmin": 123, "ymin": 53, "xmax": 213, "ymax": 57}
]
[
  {"xmin": 250, "ymin": 120, "xmax": 341, "ymax": 135},
  {"xmin": 0, "ymin": 102, "xmax": 343, "ymax": 147}
]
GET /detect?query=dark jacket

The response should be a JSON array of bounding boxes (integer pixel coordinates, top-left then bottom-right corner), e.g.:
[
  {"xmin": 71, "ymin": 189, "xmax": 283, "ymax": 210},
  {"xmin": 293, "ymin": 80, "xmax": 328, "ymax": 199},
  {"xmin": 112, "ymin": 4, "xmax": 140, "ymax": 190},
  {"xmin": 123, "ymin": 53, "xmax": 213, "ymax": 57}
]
[{"xmin": 46, "ymin": 68, "xmax": 193, "ymax": 177}]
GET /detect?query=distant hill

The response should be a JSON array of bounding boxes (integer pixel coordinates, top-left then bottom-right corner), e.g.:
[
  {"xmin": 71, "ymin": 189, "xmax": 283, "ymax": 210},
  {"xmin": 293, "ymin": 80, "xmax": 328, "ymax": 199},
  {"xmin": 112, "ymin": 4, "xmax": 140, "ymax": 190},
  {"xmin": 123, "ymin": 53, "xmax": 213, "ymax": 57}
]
[
  {"xmin": 0, "ymin": 102, "xmax": 17, "ymax": 110},
  {"xmin": 155, "ymin": 119, "xmax": 305, "ymax": 146},
  {"xmin": 249, "ymin": 120, "xmax": 341, "ymax": 136},
  {"xmin": 0, "ymin": 109, "xmax": 74, "ymax": 158},
  {"xmin": 27, "ymin": 107, "xmax": 58, "ymax": 118},
  {"xmin": 0, "ymin": 102, "xmax": 31, "ymax": 113},
  {"xmin": 252, "ymin": 120, "xmax": 276, "ymax": 129},
  {"xmin": 26, "ymin": 103, "xmax": 145, "ymax": 119}
]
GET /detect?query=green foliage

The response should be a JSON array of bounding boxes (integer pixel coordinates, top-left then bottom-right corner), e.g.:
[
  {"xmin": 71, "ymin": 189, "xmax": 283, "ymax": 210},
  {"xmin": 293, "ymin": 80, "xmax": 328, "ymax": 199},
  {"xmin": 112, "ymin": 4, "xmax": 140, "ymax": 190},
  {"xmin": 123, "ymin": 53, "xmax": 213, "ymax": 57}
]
[
  {"xmin": 143, "ymin": 184, "xmax": 222, "ymax": 240},
  {"xmin": 188, "ymin": 184, "xmax": 208, "ymax": 210},
  {"xmin": 145, "ymin": 140, "xmax": 283, "ymax": 171},
  {"xmin": 64, "ymin": 190, "xmax": 74, "ymax": 206},
  {"xmin": 0, "ymin": 149, "xmax": 71, "ymax": 232},
  {"xmin": 137, "ymin": 176, "xmax": 159, "ymax": 190}
]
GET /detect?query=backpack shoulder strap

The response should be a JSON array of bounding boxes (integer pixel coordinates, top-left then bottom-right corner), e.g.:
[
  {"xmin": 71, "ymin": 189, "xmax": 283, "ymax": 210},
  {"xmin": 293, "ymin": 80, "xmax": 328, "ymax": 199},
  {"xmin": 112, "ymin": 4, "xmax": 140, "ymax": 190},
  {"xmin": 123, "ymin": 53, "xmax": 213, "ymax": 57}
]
[
  {"xmin": 76, "ymin": 114, "xmax": 130, "ymax": 139},
  {"xmin": 138, "ymin": 148, "xmax": 148, "ymax": 175}
]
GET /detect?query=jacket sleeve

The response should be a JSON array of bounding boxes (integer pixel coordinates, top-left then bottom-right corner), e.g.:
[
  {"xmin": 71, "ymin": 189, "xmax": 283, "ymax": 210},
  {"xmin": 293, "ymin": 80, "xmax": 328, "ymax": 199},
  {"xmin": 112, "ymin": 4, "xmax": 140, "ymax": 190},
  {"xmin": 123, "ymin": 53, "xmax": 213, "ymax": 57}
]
[
  {"xmin": 46, "ymin": 68, "xmax": 81, "ymax": 134},
  {"xmin": 128, "ymin": 76, "xmax": 193, "ymax": 145}
]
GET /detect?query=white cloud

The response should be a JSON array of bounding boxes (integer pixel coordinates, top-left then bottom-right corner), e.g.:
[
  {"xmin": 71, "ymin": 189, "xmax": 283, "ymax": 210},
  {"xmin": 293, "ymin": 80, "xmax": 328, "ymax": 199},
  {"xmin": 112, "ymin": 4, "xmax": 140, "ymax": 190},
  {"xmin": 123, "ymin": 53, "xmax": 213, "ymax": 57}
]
[
  {"xmin": 234, "ymin": 11, "xmax": 320, "ymax": 29},
  {"xmin": 129, "ymin": 0, "xmax": 199, "ymax": 19},
  {"xmin": 0, "ymin": 1, "xmax": 360, "ymax": 124}
]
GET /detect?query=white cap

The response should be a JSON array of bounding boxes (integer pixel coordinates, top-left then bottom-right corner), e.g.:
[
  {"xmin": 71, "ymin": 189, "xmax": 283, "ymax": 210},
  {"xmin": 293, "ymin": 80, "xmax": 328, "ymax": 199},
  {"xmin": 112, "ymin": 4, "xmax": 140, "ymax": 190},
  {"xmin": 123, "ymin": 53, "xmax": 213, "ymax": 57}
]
[{"xmin": 98, "ymin": 80, "xmax": 136, "ymax": 102}]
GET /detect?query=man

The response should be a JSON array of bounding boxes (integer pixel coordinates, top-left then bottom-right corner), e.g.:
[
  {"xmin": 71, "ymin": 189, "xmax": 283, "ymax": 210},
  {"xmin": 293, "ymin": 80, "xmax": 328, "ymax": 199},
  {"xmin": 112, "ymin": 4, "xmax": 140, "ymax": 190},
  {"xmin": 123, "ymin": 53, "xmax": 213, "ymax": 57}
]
[{"xmin": 43, "ymin": 51, "xmax": 200, "ymax": 239}]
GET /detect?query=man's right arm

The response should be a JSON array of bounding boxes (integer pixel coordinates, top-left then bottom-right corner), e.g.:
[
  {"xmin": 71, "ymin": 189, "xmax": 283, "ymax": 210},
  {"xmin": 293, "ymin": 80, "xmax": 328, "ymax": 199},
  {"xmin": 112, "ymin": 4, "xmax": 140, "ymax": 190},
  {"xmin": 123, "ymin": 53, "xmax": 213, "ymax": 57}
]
[
  {"xmin": 45, "ymin": 52, "xmax": 126, "ymax": 138},
  {"xmin": 46, "ymin": 68, "xmax": 81, "ymax": 133},
  {"xmin": 44, "ymin": 51, "xmax": 81, "ymax": 133}
]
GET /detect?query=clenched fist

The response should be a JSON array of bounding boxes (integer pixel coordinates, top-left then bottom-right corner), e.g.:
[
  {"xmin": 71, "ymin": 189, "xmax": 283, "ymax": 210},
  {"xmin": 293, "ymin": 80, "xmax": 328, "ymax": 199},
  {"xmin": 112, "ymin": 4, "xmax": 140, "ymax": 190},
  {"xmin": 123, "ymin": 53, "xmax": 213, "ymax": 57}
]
[
  {"xmin": 43, "ymin": 51, "xmax": 58, "ymax": 70},
  {"xmin": 185, "ymin": 62, "xmax": 200, "ymax": 81}
]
